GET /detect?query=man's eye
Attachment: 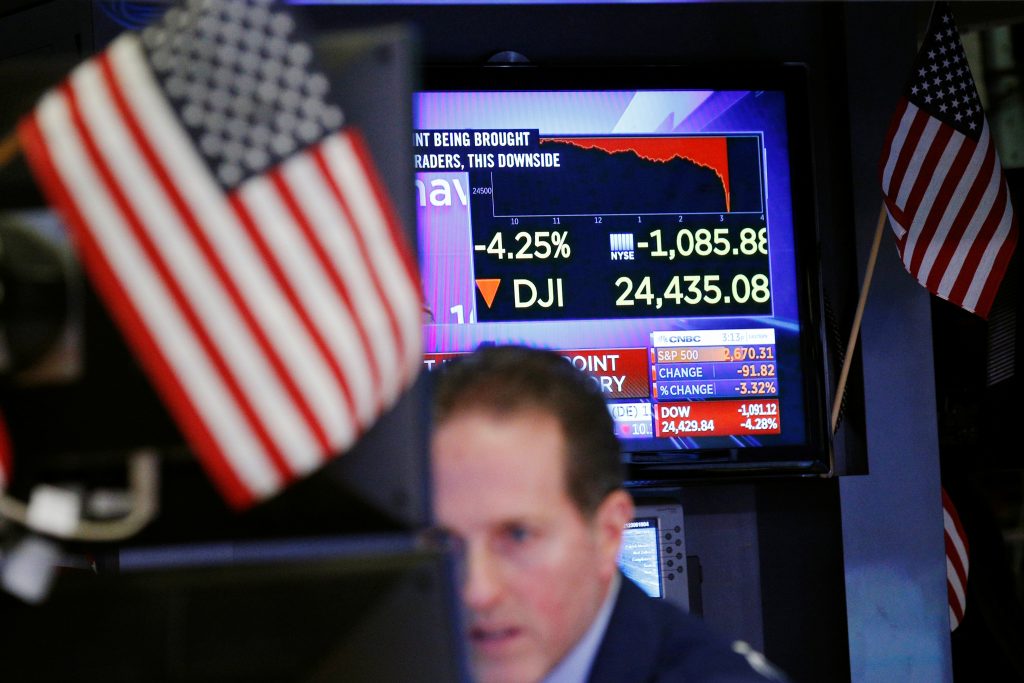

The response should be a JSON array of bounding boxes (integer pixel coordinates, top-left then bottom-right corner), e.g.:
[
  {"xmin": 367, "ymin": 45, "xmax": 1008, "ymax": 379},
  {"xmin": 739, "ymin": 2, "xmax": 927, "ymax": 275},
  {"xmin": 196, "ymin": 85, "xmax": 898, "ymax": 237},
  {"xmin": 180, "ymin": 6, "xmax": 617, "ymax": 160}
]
[{"xmin": 504, "ymin": 525, "xmax": 531, "ymax": 543}]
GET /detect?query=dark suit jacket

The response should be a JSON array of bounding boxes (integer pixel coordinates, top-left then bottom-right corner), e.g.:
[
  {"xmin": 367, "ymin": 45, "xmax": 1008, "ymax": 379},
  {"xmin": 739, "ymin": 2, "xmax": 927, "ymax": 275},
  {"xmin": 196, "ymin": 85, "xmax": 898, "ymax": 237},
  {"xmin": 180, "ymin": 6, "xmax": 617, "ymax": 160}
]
[{"xmin": 587, "ymin": 577, "xmax": 786, "ymax": 683}]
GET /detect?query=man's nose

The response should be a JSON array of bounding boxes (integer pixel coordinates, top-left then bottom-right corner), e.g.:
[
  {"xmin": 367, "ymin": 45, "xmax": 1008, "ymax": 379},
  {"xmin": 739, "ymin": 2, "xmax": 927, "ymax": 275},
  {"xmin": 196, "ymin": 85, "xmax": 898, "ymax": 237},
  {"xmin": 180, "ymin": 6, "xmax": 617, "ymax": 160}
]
[{"xmin": 462, "ymin": 544, "xmax": 503, "ymax": 611}]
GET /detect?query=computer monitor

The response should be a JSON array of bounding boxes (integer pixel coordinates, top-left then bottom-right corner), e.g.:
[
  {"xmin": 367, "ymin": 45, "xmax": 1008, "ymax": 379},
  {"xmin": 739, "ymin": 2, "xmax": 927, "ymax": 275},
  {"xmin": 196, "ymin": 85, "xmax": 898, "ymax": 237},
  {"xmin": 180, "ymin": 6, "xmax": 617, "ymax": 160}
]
[
  {"xmin": 414, "ymin": 63, "xmax": 832, "ymax": 482},
  {"xmin": 618, "ymin": 499, "xmax": 688, "ymax": 609}
]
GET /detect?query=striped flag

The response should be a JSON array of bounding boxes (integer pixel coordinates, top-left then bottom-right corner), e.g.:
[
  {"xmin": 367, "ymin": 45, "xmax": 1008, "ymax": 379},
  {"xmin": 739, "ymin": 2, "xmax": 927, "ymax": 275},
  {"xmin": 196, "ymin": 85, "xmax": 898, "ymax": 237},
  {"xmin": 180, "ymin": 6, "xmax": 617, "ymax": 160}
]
[
  {"xmin": 0, "ymin": 411, "xmax": 11, "ymax": 493},
  {"xmin": 943, "ymin": 487, "xmax": 969, "ymax": 630},
  {"xmin": 15, "ymin": 0, "xmax": 422, "ymax": 508},
  {"xmin": 879, "ymin": 2, "xmax": 1018, "ymax": 318}
]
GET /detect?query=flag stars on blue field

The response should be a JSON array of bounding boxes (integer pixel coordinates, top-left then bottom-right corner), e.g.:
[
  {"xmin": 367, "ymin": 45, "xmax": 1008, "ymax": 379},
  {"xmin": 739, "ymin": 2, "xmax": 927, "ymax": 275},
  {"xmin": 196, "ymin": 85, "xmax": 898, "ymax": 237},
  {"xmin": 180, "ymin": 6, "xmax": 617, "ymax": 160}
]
[
  {"xmin": 140, "ymin": 0, "xmax": 344, "ymax": 188},
  {"xmin": 905, "ymin": 11, "xmax": 983, "ymax": 137}
]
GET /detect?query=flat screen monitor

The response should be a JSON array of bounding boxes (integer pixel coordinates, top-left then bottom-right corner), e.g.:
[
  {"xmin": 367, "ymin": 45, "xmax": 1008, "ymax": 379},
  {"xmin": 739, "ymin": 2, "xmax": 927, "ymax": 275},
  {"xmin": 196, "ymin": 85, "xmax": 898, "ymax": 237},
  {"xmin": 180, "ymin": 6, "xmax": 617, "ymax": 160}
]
[
  {"xmin": 618, "ymin": 500, "xmax": 688, "ymax": 609},
  {"xmin": 414, "ymin": 64, "xmax": 831, "ymax": 478}
]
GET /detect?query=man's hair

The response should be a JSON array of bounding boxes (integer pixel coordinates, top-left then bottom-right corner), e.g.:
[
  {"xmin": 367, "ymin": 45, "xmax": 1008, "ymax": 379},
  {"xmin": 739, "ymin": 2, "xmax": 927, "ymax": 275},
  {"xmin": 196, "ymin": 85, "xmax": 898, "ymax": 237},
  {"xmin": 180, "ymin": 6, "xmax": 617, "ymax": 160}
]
[{"xmin": 433, "ymin": 345, "xmax": 623, "ymax": 517}]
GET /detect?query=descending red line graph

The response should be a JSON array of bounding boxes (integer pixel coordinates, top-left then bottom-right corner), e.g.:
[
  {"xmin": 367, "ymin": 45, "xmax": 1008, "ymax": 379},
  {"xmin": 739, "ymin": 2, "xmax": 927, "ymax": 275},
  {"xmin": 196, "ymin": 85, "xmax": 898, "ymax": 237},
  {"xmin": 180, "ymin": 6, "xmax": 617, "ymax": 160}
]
[{"xmin": 541, "ymin": 136, "xmax": 732, "ymax": 212}]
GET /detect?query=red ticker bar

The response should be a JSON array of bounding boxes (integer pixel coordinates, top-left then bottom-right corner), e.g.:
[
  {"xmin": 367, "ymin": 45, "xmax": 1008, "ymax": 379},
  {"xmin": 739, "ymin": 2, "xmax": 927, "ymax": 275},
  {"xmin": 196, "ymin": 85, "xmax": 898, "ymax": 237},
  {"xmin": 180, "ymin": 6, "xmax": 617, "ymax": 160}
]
[
  {"xmin": 423, "ymin": 347, "xmax": 650, "ymax": 399},
  {"xmin": 655, "ymin": 399, "xmax": 781, "ymax": 438},
  {"xmin": 423, "ymin": 352, "xmax": 466, "ymax": 370},
  {"xmin": 561, "ymin": 347, "xmax": 649, "ymax": 399}
]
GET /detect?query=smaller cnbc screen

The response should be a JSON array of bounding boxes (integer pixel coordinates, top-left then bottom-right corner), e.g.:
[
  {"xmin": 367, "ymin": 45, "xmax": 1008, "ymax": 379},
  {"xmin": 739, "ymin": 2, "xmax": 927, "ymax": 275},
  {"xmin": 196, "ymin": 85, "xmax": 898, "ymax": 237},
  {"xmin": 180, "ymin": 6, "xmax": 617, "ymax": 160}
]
[{"xmin": 414, "ymin": 65, "xmax": 830, "ymax": 475}]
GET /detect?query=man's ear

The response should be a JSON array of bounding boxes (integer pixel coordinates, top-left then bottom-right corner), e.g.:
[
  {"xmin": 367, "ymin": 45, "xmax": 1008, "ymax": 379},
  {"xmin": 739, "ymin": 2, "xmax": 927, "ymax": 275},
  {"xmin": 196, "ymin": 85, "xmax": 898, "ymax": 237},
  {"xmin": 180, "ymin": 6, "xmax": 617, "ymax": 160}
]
[{"xmin": 594, "ymin": 489, "xmax": 635, "ymax": 577}]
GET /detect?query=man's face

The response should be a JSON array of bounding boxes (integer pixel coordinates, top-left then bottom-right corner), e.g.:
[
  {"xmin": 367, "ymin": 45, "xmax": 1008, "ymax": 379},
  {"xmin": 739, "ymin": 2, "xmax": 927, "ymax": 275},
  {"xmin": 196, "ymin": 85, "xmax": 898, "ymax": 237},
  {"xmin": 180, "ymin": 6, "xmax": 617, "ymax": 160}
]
[{"xmin": 432, "ymin": 408, "xmax": 632, "ymax": 683}]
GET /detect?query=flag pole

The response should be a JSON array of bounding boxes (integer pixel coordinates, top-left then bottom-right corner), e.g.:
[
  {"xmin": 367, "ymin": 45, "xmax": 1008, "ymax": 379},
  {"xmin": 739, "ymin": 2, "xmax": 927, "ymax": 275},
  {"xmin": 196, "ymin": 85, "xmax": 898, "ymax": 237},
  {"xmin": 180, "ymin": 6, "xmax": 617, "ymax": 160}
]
[
  {"xmin": 831, "ymin": 203, "xmax": 889, "ymax": 434},
  {"xmin": 0, "ymin": 130, "xmax": 20, "ymax": 169}
]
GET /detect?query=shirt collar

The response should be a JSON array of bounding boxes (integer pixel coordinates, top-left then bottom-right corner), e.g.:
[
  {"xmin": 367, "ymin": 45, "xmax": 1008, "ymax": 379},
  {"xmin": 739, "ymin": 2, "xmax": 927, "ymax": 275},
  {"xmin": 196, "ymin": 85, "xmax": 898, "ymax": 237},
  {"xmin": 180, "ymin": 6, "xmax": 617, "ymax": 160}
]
[{"xmin": 541, "ymin": 573, "xmax": 621, "ymax": 683}]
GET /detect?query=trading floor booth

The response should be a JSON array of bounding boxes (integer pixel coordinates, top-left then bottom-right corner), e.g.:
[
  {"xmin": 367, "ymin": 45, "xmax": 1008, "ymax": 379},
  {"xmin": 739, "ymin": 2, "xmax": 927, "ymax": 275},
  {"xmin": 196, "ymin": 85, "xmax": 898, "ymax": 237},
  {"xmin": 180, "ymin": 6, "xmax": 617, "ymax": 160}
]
[
  {"xmin": 390, "ymin": 5, "xmax": 955, "ymax": 681},
  {"xmin": 0, "ymin": 3, "xmax": 961, "ymax": 682}
]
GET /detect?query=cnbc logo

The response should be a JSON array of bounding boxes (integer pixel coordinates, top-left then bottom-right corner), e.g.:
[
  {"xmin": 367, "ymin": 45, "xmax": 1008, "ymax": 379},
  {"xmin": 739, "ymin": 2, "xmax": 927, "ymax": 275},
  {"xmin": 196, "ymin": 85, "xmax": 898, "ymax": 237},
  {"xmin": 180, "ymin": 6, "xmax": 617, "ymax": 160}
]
[{"xmin": 609, "ymin": 233, "xmax": 635, "ymax": 261}]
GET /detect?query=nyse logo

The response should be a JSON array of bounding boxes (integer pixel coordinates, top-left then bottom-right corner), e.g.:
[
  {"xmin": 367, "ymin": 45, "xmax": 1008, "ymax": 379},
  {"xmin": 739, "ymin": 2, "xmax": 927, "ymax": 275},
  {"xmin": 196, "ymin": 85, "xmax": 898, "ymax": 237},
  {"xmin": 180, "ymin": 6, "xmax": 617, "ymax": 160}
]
[{"xmin": 609, "ymin": 233, "xmax": 635, "ymax": 261}]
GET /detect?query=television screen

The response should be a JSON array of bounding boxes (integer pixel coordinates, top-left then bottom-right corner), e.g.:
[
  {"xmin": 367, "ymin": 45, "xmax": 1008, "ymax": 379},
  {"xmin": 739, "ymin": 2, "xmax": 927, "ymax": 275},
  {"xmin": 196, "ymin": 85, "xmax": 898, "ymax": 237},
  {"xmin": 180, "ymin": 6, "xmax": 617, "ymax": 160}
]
[{"xmin": 414, "ymin": 64, "xmax": 831, "ymax": 477}]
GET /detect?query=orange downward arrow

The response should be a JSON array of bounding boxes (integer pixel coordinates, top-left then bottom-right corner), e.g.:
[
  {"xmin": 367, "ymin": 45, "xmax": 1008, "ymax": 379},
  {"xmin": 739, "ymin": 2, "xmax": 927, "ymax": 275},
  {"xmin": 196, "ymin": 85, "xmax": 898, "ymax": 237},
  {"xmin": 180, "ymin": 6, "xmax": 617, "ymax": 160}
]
[{"xmin": 476, "ymin": 279, "xmax": 501, "ymax": 308}]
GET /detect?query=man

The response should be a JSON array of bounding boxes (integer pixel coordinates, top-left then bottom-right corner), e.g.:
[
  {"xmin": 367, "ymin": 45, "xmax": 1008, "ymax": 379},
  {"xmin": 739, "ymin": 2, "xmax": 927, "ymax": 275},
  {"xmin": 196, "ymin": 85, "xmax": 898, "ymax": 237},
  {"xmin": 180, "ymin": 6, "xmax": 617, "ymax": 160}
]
[{"xmin": 431, "ymin": 345, "xmax": 786, "ymax": 683}]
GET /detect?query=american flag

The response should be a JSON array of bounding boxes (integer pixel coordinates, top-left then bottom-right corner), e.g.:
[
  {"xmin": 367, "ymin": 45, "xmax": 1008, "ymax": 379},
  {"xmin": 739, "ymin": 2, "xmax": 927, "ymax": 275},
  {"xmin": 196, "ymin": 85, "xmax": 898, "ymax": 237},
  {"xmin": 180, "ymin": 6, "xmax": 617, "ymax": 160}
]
[
  {"xmin": 0, "ymin": 411, "xmax": 11, "ymax": 492},
  {"xmin": 943, "ymin": 487, "xmax": 969, "ymax": 631},
  {"xmin": 16, "ymin": 0, "xmax": 422, "ymax": 508},
  {"xmin": 879, "ymin": 2, "xmax": 1018, "ymax": 318}
]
